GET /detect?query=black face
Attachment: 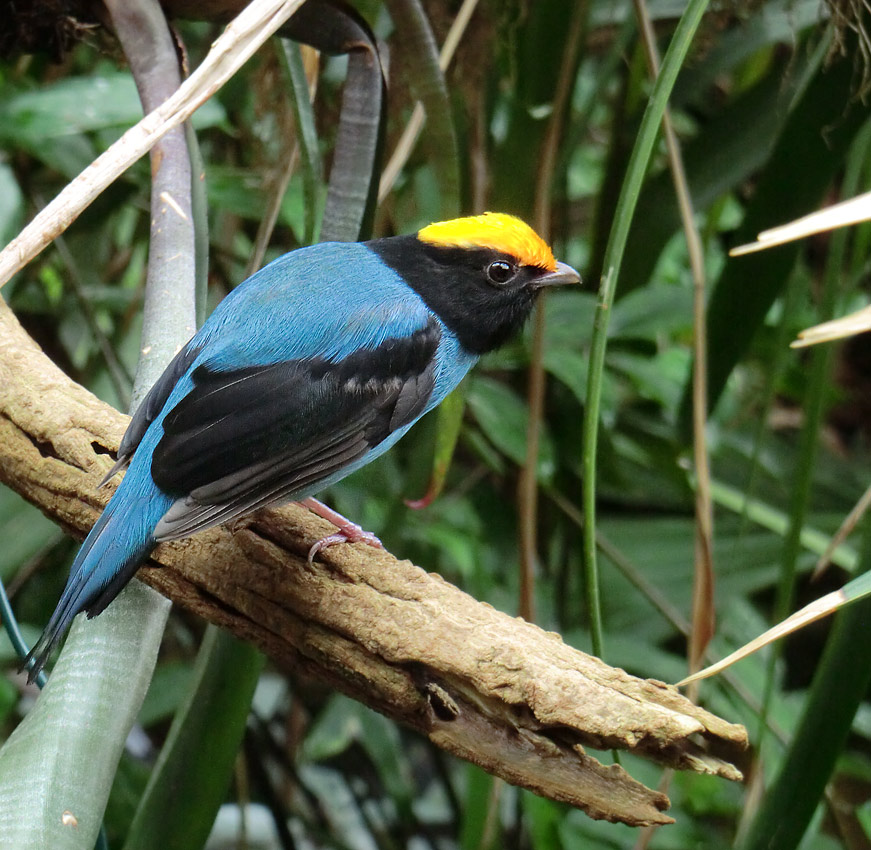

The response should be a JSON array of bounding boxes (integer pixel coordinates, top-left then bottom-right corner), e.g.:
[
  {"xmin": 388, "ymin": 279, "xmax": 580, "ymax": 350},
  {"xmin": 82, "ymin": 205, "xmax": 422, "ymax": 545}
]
[{"xmin": 368, "ymin": 235, "xmax": 554, "ymax": 355}]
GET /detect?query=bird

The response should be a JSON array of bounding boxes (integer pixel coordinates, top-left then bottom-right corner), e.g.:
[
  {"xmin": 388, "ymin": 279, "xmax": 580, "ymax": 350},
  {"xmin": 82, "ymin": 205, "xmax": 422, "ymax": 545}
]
[{"xmin": 24, "ymin": 212, "xmax": 580, "ymax": 681}]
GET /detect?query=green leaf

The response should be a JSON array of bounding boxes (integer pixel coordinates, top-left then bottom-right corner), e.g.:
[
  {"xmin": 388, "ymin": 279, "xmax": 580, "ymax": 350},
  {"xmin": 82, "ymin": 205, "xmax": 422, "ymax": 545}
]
[
  {"xmin": 383, "ymin": 0, "xmax": 461, "ymax": 218},
  {"xmin": 123, "ymin": 629, "xmax": 264, "ymax": 850},
  {"xmin": 467, "ymin": 376, "xmax": 556, "ymax": 483},
  {"xmin": 303, "ymin": 693, "xmax": 366, "ymax": 762},
  {"xmin": 523, "ymin": 792, "xmax": 564, "ymax": 850},
  {"xmin": 136, "ymin": 660, "xmax": 194, "ymax": 728},
  {"xmin": 739, "ymin": 520, "xmax": 871, "ymax": 850},
  {"xmin": 0, "ymin": 164, "xmax": 23, "ymax": 248},
  {"xmin": 682, "ymin": 41, "xmax": 871, "ymax": 426},
  {"xmin": 278, "ymin": 39, "xmax": 324, "ymax": 245},
  {"xmin": 0, "ymin": 489, "xmax": 61, "ymax": 580},
  {"xmin": 281, "ymin": 0, "xmax": 385, "ymax": 242},
  {"xmin": 671, "ymin": 0, "xmax": 825, "ymax": 107},
  {"xmin": 406, "ymin": 387, "xmax": 467, "ymax": 508},
  {"xmin": 0, "ymin": 73, "xmax": 224, "ymax": 147},
  {"xmin": 459, "ymin": 765, "xmax": 500, "ymax": 850},
  {"xmin": 0, "ymin": 582, "xmax": 167, "ymax": 850},
  {"xmin": 858, "ymin": 799, "xmax": 871, "ymax": 840},
  {"xmin": 616, "ymin": 347, "xmax": 690, "ymax": 407},
  {"xmin": 609, "ymin": 283, "xmax": 693, "ymax": 340},
  {"xmin": 537, "ymin": 290, "xmax": 600, "ymax": 404}
]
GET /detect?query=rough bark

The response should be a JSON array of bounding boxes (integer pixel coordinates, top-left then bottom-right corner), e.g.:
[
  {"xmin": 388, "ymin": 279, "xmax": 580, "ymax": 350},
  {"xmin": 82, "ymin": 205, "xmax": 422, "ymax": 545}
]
[{"xmin": 0, "ymin": 296, "xmax": 747, "ymax": 826}]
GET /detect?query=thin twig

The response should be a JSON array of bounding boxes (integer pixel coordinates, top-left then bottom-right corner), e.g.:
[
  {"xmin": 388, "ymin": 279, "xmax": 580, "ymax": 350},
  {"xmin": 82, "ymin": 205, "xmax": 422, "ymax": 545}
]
[
  {"xmin": 519, "ymin": 0, "xmax": 587, "ymax": 622},
  {"xmin": 378, "ymin": 0, "xmax": 480, "ymax": 201},
  {"xmin": 629, "ymin": 0, "xmax": 711, "ymax": 843},
  {"xmin": 631, "ymin": 0, "xmax": 714, "ymax": 684},
  {"xmin": 246, "ymin": 65, "xmax": 301, "ymax": 281},
  {"xmin": 247, "ymin": 146, "xmax": 300, "ymax": 277},
  {"xmin": 580, "ymin": 0, "xmax": 711, "ymax": 692},
  {"xmin": 0, "ymin": 0, "xmax": 305, "ymax": 289},
  {"xmin": 812, "ymin": 481, "xmax": 871, "ymax": 579}
]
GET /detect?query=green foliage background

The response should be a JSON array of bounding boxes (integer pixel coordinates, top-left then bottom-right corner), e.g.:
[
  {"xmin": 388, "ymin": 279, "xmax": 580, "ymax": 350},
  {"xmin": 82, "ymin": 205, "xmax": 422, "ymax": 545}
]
[{"xmin": 3, "ymin": 0, "xmax": 871, "ymax": 847}]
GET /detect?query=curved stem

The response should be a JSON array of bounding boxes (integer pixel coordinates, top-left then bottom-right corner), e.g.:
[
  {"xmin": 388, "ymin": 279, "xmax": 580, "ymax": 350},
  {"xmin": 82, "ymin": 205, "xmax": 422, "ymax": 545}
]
[{"xmin": 581, "ymin": 0, "xmax": 713, "ymax": 660}]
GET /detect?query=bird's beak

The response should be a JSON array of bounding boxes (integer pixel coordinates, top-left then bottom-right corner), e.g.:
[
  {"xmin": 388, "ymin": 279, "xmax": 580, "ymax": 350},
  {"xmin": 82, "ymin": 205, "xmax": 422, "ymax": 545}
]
[{"xmin": 534, "ymin": 261, "xmax": 581, "ymax": 289}]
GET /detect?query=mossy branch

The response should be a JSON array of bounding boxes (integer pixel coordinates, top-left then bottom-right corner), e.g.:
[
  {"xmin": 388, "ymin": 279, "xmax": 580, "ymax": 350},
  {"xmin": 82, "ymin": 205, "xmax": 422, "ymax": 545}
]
[{"xmin": 0, "ymin": 297, "xmax": 746, "ymax": 827}]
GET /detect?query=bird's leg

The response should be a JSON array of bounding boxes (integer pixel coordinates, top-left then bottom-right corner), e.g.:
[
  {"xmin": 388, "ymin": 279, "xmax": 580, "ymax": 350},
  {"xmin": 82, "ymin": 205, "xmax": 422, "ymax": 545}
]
[{"xmin": 298, "ymin": 498, "xmax": 384, "ymax": 565}]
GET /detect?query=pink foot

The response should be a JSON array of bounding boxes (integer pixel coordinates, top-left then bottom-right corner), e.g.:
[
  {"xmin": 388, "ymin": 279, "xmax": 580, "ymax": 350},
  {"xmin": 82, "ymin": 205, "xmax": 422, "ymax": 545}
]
[{"xmin": 299, "ymin": 498, "xmax": 384, "ymax": 565}]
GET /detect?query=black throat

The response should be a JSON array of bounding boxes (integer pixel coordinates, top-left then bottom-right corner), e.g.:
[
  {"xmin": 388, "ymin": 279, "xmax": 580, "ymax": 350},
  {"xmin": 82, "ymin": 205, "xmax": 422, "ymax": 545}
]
[{"xmin": 367, "ymin": 235, "xmax": 539, "ymax": 355}]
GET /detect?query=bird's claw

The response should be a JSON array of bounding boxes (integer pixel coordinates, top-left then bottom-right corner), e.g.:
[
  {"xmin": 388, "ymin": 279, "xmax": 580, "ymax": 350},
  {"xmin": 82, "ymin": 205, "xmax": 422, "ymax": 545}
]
[
  {"xmin": 306, "ymin": 526, "xmax": 383, "ymax": 566},
  {"xmin": 299, "ymin": 497, "xmax": 383, "ymax": 565}
]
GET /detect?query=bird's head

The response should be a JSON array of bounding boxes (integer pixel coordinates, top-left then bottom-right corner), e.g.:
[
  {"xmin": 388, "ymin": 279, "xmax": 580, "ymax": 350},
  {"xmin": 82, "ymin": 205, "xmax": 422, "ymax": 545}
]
[{"xmin": 369, "ymin": 213, "xmax": 581, "ymax": 354}]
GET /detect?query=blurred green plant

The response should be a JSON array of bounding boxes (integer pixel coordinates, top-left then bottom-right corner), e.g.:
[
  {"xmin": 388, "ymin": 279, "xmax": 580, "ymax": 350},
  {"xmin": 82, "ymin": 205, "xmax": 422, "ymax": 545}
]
[{"xmin": 2, "ymin": 0, "xmax": 871, "ymax": 847}]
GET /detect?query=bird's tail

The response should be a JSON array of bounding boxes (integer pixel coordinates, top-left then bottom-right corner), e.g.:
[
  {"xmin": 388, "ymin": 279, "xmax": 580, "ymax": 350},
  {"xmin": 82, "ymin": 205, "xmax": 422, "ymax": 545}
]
[{"xmin": 23, "ymin": 490, "xmax": 170, "ymax": 683}]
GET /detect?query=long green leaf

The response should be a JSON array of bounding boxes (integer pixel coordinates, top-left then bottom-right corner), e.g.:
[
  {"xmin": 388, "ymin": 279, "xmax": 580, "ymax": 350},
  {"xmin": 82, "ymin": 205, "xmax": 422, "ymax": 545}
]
[
  {"xmin": 0, "ymin": 584, "xmax": 166, "ymax": 849},
  {"xmin": 710, "ymin": 479, "xmax": 859, "ymax": 571},
  {"xmin": 278, "ymin": 38, "xmax": 323, "ymax": 246},
  {"xmin": 738, "ymin": 520, "xmax": 871, "ymax": 850},
  {"xmin": 281, "ymin": 0, "xmax": 385, "ymax": 242},
  {"xmin": 123, "ymin": 630, "xmax": 264, "ymax": 850},
  {"xmin": 383, "ymin": 0, "xmax": 461, "ymax": 218}
]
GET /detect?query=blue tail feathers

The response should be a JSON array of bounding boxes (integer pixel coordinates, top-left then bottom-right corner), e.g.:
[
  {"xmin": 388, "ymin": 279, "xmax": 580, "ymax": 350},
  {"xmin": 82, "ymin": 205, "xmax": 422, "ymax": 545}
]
[{"xmin": 23, "ymin": 472, "xmax": 173, "ymax": 683}]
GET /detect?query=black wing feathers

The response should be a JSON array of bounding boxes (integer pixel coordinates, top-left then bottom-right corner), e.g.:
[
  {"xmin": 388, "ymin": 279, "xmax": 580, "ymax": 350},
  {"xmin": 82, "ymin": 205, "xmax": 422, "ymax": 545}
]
[
  {"xmin": 100, "ymin": 343, "xmax": 203, "ymax": 485},
  {"xmin": 150, "ymin": 319, "xmax": 440, "ymax": 537}
]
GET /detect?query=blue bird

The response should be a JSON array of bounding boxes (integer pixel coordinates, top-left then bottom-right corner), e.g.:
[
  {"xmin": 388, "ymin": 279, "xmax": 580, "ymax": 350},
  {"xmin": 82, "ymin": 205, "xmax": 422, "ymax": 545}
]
[{"xmin": 25, "ymin": 213, "xmax": 580, "ymax": 680}]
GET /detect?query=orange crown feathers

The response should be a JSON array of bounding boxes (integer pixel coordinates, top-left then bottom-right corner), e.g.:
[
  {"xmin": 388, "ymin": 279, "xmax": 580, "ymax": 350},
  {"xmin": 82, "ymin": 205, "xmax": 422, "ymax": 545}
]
[{"xmin": 418, "ymin": 213, "xmax": 557, "ymax": 272}]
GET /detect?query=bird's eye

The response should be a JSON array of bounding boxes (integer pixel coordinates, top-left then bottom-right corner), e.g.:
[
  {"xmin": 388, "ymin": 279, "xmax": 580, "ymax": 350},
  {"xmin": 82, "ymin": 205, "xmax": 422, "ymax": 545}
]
[{"xmin": 486, "ymin": 261, "xmax": 516, "ymax": 285}]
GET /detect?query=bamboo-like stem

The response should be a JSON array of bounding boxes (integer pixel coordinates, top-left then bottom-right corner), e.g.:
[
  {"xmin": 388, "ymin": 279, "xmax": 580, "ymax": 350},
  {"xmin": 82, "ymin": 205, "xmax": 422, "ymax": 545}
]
[{"xmin": 581, "ymin": 268, "xmax": 617, "ymax": 660}]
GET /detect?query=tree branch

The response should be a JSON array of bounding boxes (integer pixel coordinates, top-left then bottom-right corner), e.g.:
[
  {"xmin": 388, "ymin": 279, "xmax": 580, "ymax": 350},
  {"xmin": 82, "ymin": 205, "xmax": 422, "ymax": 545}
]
[{"xmin": 0, "ymin": 296, "xmax": 746, "ymax": 827}]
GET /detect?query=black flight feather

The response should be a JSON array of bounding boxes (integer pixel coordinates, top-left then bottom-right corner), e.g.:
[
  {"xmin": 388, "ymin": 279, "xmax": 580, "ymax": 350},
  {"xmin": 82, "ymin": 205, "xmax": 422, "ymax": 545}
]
[{"xmin": 149, "ymin": 318, "xmax": 441, "ymax": 541}]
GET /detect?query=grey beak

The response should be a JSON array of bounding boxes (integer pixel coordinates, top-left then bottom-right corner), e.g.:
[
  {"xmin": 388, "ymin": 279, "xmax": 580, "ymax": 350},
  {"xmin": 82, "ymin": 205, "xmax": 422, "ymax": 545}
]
[{"xmin": 534, "ymin": 260, "xmax": 581, "ymax": 288}]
